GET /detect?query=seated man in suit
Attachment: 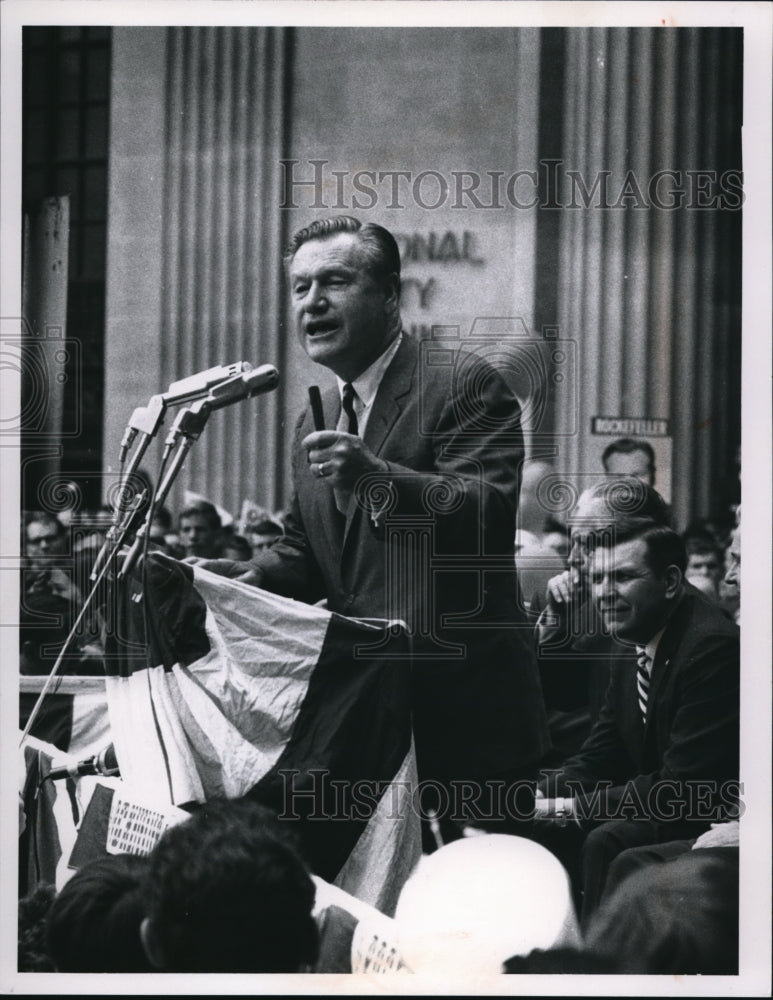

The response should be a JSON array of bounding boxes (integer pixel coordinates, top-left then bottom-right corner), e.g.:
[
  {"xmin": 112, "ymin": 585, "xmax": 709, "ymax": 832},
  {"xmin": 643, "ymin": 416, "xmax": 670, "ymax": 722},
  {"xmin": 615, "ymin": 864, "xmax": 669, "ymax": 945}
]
[
  {"xmin": 534, "ymin": 521, "xmax": 739, "ymax": 925},
  {"xmin": 190, "ymin": 215, "xmax": 550, "ymax": 843},
  {"xmin": 535, "ymin": 478, "xmax": 672, "ymax": 760},
  {"xmin": 594, "ymin": 505, "xmax": 743, "ymax": 900}
]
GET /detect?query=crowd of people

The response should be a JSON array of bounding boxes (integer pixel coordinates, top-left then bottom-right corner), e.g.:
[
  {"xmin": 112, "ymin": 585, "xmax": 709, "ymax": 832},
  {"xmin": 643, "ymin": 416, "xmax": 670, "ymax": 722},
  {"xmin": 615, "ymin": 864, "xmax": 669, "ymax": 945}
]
[
  {"xmin": 18, "ymin": 790, "xmax": 740, "ymax": 975},
  {"xmin": 18, "ymin": 216, "xmax": 743, "ymax": 977},
  {"xmin": 19, "ymin": 501, "xmax": 286, "ymax": 676}
]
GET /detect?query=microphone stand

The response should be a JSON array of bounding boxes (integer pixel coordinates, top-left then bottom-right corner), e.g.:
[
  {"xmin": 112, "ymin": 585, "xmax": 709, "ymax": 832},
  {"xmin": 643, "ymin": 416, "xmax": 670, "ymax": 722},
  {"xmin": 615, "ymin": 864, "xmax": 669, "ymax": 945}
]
[
  {"xmin": 117, "ymin": 366, "xmax": 279, "ymax": 581},
  {"xmin": 90, "ymin": 395, "xmax": 166, "ymax": 584},
  {"xmin": 21, "ymin": 363, "xmax": 269, "ymax": 757},
  {"xmin": 91, "ymin": 361, "xmax": 253, "ymax": 584},
  {"xmin": 118, "ymin": 401, "xmax": 213, "ymax": 582},
  {"xmin": 20, "ymin": 403, "xmax": 213, "ymax": 747},
  {"xmin": 19, "ymin": 489, "xmax": 149, "ymax": 747}
]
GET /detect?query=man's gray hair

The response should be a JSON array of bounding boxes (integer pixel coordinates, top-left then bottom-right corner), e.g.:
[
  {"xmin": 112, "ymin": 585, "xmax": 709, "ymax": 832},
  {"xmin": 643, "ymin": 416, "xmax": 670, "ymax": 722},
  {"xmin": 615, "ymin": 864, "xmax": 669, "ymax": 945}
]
[{"xmin": 283, "ymin": 216, "xmax": 401, "ymax": 285}]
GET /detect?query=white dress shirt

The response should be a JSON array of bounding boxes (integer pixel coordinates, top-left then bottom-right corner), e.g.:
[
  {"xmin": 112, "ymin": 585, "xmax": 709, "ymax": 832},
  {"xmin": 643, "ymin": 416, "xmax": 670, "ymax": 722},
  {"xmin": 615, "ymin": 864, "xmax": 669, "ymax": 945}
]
[{"xmin": 335, "ymin": 332, "xmax": 403, "ymax": 437}]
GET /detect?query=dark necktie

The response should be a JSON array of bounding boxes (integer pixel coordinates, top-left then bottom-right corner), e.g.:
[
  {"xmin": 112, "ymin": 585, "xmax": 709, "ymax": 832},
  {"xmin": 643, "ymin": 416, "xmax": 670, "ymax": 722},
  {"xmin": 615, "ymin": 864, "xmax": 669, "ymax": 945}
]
[
  {"xmin": 636, "ymin": 649, "xmax": 651, "ymax": 723},
  {"xmin": 341, "ymin": 382, "xmax": 359, "ymax": 436},
  {"xmin": 334, "ymin": 384, "xmax": 359, "ymax": 515}
]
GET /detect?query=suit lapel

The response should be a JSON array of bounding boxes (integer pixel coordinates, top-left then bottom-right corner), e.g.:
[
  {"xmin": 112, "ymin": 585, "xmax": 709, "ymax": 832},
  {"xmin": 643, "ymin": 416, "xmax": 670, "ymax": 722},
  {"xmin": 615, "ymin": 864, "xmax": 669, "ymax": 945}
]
[
  {"xmin": 645, "ymin": 655, "xmax": 668, "ymax": 734},
  {"xmin": 339, "ymin": 336, "xmax": 416, "ymax": 548},
  {"xmin": 621, "ymin": 652, "xmax": 647, "ymax": 751},
  {"xmin": 643, "ymin": 594, "xmax": 689, "ymax": 733},
  {"xmin": 362, "ymin": 335, "xmax": 416, "ymax": 457},
  {"xmin": 320, "ymin": 383, "xmax": 341, "ymax": 432}
]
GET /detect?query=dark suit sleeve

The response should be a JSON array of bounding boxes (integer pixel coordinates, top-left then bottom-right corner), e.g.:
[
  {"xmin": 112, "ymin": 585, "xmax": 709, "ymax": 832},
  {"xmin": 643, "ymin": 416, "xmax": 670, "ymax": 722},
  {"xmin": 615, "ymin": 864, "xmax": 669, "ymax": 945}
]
[
  {"xmin": 246, "ymin": 411, "xmax": 327, "ymax": 604},
  {"xmin": 548, "ymin": 632, "xmax": 740, "ymax": 826},
  {"xmin": 375, "ymin": 362, "xmax": 524, "ymax": 549},
  {"xmin": 540, "ymin": 668, "xmax": 636, "ymax": 794},
  {"xmin": 634, "ymin": 636, "xmax": 740, "ymax": 822},
  {"xmin": 536, "ymin": 597, "xmax": 594, "ymax": 711}
]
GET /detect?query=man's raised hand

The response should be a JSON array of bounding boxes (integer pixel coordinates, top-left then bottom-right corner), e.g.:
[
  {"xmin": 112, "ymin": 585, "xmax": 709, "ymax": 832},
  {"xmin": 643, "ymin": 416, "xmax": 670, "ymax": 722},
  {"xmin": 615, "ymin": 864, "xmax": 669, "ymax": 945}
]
[{"xmin": 302, "ymin": 430, "xmax": 388, "ymax": 489}]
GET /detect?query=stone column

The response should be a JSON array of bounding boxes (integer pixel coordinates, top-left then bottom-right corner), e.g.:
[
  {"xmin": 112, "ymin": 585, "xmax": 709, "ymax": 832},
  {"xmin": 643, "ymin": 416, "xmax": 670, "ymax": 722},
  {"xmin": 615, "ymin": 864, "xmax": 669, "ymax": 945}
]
[
  {"xmin": 106, "ymin": 27, "xmax": 290, "ymax": 520},
  {"xmin": 160, "ymin": 26, "xmax": 290, "ymax": 516},
  {"xmin": 552, "ymin": 27, "xmax": 742, "ymax": 529}
]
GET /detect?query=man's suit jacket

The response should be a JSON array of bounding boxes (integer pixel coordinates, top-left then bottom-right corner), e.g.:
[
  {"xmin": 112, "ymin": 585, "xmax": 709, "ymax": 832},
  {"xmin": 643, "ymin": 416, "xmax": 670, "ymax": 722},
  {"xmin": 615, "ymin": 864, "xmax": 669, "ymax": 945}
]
[
  {"xmin": 534, "ymin": 591, "xmax": 621, "ymax": 763},
  {"xmin": 544, "ymin": 586, "xmax": 740, "ymax": 834},
  {"xmin": 253, "ymin": 333, "xmax": 550, "ymax": 784}
]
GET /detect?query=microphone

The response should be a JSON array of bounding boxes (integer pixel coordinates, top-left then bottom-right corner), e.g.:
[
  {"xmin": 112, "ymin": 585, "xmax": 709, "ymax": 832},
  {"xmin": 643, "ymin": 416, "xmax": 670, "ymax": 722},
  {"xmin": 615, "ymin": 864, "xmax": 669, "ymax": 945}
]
[
  {"xmin": 45, "ymin": 744, "xmax": 120, "ymax": 782},
  {"xmin": 117, "ymin": 363, "xmax": 253, "ymax": 464},
  {"xmin": 162, "ymin": 361, "xmax": 253, "ymax": 405},
  {"xmin": 203, "ymin": 363, "xmax": 279, "ymax": 410},
  {"xmin": 162, "ymin": 366, "xmax": 279, "ymax": 451},
  {"xmin": 118, "ymin": 365, "xmax": 280, "ymax": 582}
]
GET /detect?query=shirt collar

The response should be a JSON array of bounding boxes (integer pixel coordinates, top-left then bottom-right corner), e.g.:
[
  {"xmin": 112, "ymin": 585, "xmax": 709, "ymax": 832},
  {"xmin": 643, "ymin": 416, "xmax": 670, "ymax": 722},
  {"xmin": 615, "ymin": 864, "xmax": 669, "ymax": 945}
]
[
  {"xmin": 637, "ymin": 626, "xmax": 667, "ymax": 669},
  {"xmin": 336, "ymin": 332, "xmax": 403, "ymax": 410}
]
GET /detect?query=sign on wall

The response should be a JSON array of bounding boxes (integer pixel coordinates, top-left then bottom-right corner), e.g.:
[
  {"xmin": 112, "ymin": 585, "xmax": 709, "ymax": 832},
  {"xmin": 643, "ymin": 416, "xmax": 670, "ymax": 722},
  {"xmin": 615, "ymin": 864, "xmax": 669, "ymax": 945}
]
[{"xmin": 588, "ymin": 416, "xmax": 673, "ymax": 503}]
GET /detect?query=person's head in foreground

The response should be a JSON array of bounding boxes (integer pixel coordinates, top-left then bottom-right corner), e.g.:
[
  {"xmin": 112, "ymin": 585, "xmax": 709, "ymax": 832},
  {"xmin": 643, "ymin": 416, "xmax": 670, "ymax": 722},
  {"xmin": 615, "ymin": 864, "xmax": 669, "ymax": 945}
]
[
  {"xmin": 584, "ymin": 850, "xmax": 739, "ymax": 974},
  {"xmin": 393, "ymin": 833, "xmax": 580, "ymax": 975},
  {"xmin": 46, "ymin": 854, "xmax": 152, "ymax": 972},
  {"xmin": 18, "ymin": 884, "xmax": 57, "ymax": 972},
  {"xmin": 141, "ymin": 798, "xmax": 319, "ymax": 973}
]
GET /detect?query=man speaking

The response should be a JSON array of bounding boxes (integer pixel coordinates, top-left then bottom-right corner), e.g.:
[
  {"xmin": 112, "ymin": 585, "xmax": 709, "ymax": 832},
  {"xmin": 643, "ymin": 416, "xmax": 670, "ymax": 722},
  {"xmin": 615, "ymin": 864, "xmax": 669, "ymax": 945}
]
[{"xmin": 194, "ymin": 216, "xmax": 549, "ymax": 840}]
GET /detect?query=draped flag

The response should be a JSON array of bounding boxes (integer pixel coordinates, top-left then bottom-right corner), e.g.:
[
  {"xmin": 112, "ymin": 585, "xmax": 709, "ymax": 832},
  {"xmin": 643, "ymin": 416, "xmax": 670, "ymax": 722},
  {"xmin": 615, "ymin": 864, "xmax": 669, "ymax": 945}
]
[
  {"xmin": 18, "ymin": 732, "xmax": 410, "ymax": 973},
  {"xmin": 20, "ymin": 676, "xmax": 111, "ymax": 758},
  {"xmin": 18, "ymin": 735, "xmax": 120, "ymax": 896},
  {"xmin": 103, "ymin": 553, "xmax": 421, "ymax": 915}
]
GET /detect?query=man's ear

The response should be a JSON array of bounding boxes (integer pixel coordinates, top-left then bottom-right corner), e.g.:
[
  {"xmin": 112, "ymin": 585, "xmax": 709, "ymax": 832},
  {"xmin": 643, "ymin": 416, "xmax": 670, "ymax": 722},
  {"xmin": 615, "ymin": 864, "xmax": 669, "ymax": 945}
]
[
  {"xmin": 382, "ymin": 272, "xmax": 400, "ymax": 311},
  {"xmin": 140, "ymin": 916, "xmax": 165, "ymax": 969},
  {"xmin": 664, "ymin": 564, "xmax": 682, "ymax": 599}
]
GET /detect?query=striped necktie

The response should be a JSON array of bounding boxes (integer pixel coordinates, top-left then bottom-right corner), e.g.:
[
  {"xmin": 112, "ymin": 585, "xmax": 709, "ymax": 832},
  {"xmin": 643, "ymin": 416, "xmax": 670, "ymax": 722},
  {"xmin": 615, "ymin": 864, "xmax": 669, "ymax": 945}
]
[{"xmin": 636, "ymin": 648, "xmax": 651, "ymax": 723}]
